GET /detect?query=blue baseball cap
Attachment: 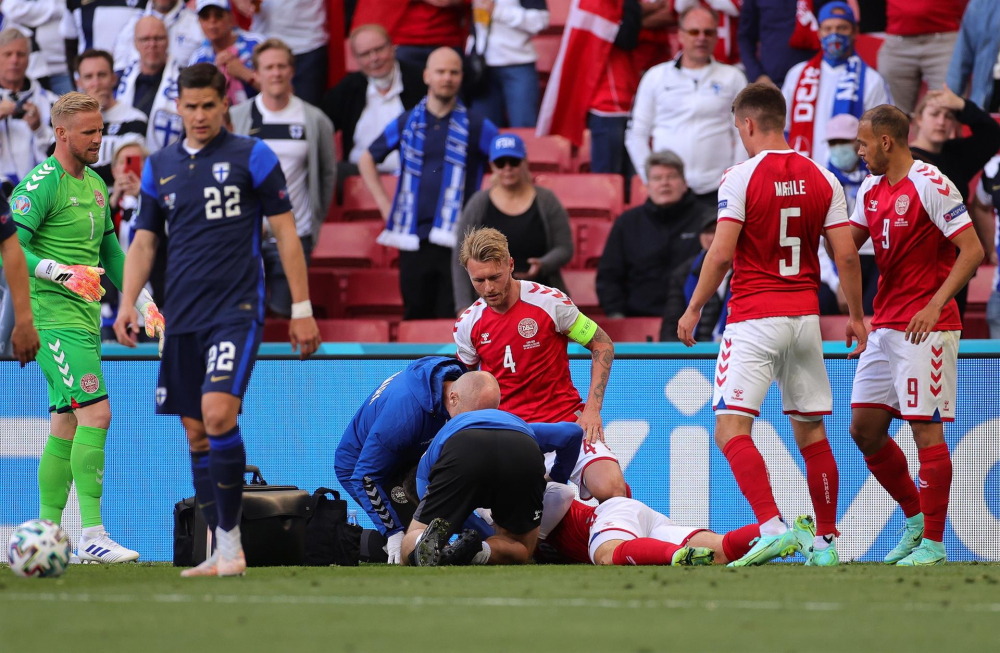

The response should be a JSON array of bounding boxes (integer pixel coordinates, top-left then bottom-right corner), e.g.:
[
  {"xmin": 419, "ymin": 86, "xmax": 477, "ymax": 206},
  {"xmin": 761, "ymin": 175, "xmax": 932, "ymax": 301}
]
[
  {"xmin": 817, "ymin": 1, "xmax": 856, "ymax": 26},
  {"xmin": 489, "ymin": 134, "xmax": 527, "ymax": 162}
]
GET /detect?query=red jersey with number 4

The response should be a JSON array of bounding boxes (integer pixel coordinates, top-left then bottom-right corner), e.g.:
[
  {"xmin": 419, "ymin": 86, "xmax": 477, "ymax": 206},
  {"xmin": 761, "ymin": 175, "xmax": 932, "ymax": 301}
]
[
  {"xmin": 454, "ymin": 282, "xmax": 585, "ymax": 423},
  {"xmin": 717, "ymin": 149, "xmax": 849, "ymax": 323},
  {"xmin": 849, "ymin": 161, "xmax": 972, "ymax": 331},
  {"xmin": 536, "ymin": 500, "xmax": 597, "ymax": 564}
]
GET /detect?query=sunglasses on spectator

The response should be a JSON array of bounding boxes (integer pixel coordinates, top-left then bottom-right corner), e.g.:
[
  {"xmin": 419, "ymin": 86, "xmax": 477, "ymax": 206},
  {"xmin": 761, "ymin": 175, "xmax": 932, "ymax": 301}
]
[
  {"xmin": 682, "ymin": 28, "xmax": 717, "ymax": 37},
  {"xmin": 493, "ymin": 157, "xmax": 523, "ymax": 168}
]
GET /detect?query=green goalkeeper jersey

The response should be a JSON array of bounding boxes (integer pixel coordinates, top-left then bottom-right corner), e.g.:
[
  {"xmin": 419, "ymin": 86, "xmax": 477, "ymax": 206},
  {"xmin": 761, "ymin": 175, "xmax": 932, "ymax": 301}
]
[{"xmin": 10, "ymin": 156, "xmax": 126, "ymax": 333}]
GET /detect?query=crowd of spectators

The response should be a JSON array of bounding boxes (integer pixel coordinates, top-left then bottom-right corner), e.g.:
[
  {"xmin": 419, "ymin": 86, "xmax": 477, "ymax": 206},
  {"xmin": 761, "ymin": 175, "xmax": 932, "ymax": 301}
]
[{"xmin": 0, "ymin": 0, "xmax": 997, "ymax": 341}]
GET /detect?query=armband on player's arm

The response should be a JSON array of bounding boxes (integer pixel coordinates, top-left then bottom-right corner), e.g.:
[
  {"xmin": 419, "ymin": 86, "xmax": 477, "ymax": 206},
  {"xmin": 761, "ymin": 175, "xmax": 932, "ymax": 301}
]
[{"xmin": 566, "ymin": 313, "xmax": 598, "ymax": 346}]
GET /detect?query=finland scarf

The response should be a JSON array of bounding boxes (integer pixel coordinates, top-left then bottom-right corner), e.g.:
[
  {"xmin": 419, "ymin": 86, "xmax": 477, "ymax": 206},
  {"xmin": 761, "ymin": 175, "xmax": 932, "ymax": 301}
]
[
  {"xmin": 788, "ymin": 53, "xmax": 867, "ymax": 158},
  {"xmin": 377, "ymin": 98, "xmax": 469, "ymax": 251}
]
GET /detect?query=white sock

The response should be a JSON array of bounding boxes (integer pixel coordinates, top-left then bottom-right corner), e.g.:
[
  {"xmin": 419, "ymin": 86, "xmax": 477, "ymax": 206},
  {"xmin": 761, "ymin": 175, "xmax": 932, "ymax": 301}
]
[
  {"xmin": 216, "ymin": 525, "xmax": 242, "ymax": 559},
  {"xmin": 471, "ymin": 541, "xmax": 491, "ymax": 565},
  {"xmin": 759, "ymin": 516, "xmax": 787, "ymax": 536},
  {"xmin": 814, "ymin": 535, "xmax": 834, "ymax": 550},
  {"xmin": 80, "ymin": 525, "xmax": 105, "ymax": 542}
]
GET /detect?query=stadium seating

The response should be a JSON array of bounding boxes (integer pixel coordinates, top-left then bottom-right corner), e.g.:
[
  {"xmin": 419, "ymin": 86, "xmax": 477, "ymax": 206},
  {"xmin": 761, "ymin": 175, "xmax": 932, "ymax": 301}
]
[
  {"xmin": 968, "ymin": 265, "xmax": 996, "ymax": 308},
  {"xmin": 628, "ymin": 176, "xmax": 648, "ymax": 209},
  {"xmin": 533, "ymin": 34, "xmax": 562, "ymax": 84},
  {"xmin": 343, "ymin": 269, "xmax": 404, "ymax": 318},
  {"xmin": 854, "ymin": 34, "xmax": 884, "ymax": 69},
  {"xmin": 337, "ymin": 175, "xmax": 397, "ymax": 222},
  {"xmin": 570, "ymin": 218, "xmax": 612, "ymax": 269},
  {"xmin": 396, "ymin": 319, "xmax": 458, "ymax": 343},
  {"xmin": 543, "ymin": 0, "xmax": 571, "ymax": 34},
  {"xmin": 500, "ymin": 128, "xmax": 573, "ymax": 172},
  {"xmin": 263, "ymin": 319, "xmax": 391, "ymax": 342},
  {"xmin": 308, "ymin": 268, "xmax": 345, "ymax": 318},
  {"xmin": 562, "ymin": 269, "xmax": 601, "ymax": 314},
  {"xmin": 312, "ymin": 221, "xmax": 386, "ymax": 267},
  {"xmin": 819, "ymin": 315, "xmax": 874, "ymax": 341},
  {"xmin": 534, "ymin": 173, "xmax": 624, "ymax": 220},
  {"xmin": 574, "ymin": 129, "xmax": 591, "ymax": 172},
  {"xmin": 598, "ymin": 317, "xmax": 662, "ymax": 342}
]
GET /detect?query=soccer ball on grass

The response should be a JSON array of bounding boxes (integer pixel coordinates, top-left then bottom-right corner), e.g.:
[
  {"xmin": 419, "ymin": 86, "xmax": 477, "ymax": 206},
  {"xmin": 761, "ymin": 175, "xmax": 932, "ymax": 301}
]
[{"xmin": 7, "ymin": 519, "xmax": 72, "ymax": 578}]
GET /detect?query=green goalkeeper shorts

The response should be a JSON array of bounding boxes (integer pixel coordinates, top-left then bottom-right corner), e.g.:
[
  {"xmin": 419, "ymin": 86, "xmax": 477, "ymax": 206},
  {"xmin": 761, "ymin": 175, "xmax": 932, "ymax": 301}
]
[{"xmin": 36, "ymin": 328, "xmax": 107, "ymax": 413}]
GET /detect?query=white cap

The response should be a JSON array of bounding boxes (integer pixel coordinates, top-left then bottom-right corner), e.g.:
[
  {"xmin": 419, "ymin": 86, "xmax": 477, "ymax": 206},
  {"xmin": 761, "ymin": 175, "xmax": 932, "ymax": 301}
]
[
  {"xmin": 196, "ymin": 0, "xmax": 230, "ymax": 13},
  {"xmin": 826, "ymin": 113, "xmax": 860, "ymax": 142}
]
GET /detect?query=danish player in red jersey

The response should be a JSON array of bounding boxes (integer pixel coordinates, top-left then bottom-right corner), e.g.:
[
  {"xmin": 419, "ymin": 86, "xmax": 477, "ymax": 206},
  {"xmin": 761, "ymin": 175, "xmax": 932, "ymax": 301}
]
[
  {"xmin": 533, "ymin": 483, "xmax": 814, "ymax": 567},
  {"xmin": 849, "ymin": 105, "xmax": 984, "ymax": 566},
  {"xmin": 454, "ymin": 227, "xmax": 628, "ymax": 502},
  {"xmin": 678, "ymin": 83, "xmax": 868, "ymax": 567}
]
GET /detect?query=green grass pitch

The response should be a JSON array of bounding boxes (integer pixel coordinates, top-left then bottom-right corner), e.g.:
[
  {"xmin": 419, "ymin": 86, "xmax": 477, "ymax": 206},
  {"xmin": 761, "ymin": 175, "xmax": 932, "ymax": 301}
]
[{"xmin": 2, "ymin": 563, "xmax": 1000, "ymax": 652}]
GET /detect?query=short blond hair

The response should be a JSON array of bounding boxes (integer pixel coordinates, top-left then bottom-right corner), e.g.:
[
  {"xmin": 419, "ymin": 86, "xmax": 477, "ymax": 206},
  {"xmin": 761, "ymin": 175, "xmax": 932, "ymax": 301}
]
[
  {"xmin": 51, "ymin": 92, "xmax": 100, "ymax": 127},
  {"xmin": 459, "ymin": 227, "xmax": 510, "ymax": 267},
  {"xmin": 252, "ymin": 37, "xmax": 294, "ymax": 70}
]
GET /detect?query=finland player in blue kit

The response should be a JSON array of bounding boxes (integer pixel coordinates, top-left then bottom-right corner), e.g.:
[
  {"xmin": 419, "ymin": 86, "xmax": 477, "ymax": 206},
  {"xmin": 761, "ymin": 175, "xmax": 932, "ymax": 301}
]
[{"xmin": 113, "ymin": 63, "xmax": 321, "ymax": 577}]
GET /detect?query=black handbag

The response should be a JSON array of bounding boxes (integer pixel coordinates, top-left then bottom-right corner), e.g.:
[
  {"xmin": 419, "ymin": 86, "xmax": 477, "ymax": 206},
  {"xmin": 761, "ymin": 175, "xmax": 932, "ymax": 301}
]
[
  {"xmin": 463, "ymin": 21, "xmax": 492, "ymax": 98},
  {"xmin": 303, "ymin": 487, "xmax": 362, "ymax": 566}
]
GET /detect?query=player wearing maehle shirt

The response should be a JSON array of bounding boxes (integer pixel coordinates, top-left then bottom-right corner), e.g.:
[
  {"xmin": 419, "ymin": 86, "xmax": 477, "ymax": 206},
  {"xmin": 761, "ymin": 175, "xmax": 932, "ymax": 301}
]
[
  {"xmin": 678, "ymin": 83, "xmax": 867, "ymax": 568},
  {"xmin": 454, "ymin": 227, "xmax": 627, "ymax": 502},
  {"xmin": 848, "ymin": 105, "xmax": 984, "ymax": 567}
]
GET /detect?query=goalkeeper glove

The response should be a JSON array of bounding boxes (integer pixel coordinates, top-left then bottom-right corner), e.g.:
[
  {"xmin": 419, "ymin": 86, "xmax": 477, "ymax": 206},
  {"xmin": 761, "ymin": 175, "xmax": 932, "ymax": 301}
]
[
  {"xmin": 35, "ymin": 260, "xmax": 105, "ymax": 302},
  {"xmin": 135, "ymin": 288, "xmax": 165, "ymax": 339}
]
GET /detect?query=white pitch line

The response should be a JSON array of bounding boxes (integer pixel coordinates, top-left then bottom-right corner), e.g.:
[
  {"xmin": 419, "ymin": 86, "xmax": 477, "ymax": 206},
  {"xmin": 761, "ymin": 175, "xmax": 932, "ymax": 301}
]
[{"xmin": 1, "ymin": 592, "xmax": 999, "ymax": 614}]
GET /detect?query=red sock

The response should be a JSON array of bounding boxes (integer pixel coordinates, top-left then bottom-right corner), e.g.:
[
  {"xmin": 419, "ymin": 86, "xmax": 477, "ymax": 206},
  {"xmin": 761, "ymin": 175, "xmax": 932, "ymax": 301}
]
[
  {"xmin": 722, "ymin": 524, "xmax": 761, "ymax": 562},
  {"xmin": 801, "ymin": 439, "xmax": 840, "ymax": 537},
  {"xmin": 864, "ymin": 438, "xmax": 920, "ymax": 517},
  {"xmin": 611, "ymin": 538, "xmax": 682, "ymax": 566},
  {"xmin": 722, "ymin": 435, "xmax": 780, "ymax": 523},
  {"xmin": 917, "ymin": 443, "xmax": 952, "ymax": 542}
]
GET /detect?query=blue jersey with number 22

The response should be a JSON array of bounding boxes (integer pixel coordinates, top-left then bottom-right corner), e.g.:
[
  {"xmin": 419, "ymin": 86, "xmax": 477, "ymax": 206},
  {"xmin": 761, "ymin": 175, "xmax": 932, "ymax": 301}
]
[{"xmin": 135, "ymin": 128, "xmax": 291, "ymax": 334}]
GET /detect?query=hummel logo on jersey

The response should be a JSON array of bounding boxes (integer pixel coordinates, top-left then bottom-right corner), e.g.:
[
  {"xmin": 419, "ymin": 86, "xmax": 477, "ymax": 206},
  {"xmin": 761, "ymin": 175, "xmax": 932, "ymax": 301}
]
[
  {"xmin": 481, "ymin": 333, "xmax": 491, "ymax": 344},
  {"xmin": 213, "ymin": 162, "xmax": 230, "ymax": 183},
  {"xmin": 159, "ymin": 175, "xmax": 177, "ymax": 185},
  {"xmin": 867, "ymin": 199, "xmax": 878, "ymax": 212}
]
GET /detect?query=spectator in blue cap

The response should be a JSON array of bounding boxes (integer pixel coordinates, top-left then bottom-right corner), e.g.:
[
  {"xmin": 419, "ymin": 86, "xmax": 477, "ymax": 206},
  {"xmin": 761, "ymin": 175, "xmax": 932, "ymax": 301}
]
[
  {"xmin": 452, "ymin": 132, "xmax": 573, "ymax": 312},
  {"xmin": 781, "ymin": 0, "xmax": 891, "ymax": 170}
]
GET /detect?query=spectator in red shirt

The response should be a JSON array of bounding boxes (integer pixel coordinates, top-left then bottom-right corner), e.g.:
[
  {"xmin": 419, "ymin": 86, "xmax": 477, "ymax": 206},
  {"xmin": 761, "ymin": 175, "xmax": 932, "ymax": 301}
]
[
  {"xmin": 393, "ymin": 0, "xmax": 471, "ymax": 70},
  {"xmin": 876, "ymin": 0, "xmax": 968, "ymax": 115}
]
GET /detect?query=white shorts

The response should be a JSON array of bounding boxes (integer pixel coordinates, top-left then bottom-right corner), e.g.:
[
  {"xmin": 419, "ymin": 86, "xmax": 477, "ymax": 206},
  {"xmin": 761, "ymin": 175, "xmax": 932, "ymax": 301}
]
[
  {"xmin": 587, "ymin": 497, "xmax": 704, "ymax": 564},
  {"xmin": 850, "ymin": 328, "xmax": 959, "ymax": 422},
  {"xmin": 544, "ymin": 438, "xmax": 619, "ymax": 501},
  {"xmin": 712, "ymin": 315, "xmax": 832, "ymax": 420}
]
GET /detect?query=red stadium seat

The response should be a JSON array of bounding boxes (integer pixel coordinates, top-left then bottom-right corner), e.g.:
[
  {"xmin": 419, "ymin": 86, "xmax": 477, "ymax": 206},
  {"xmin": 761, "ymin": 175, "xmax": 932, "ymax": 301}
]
[
  {"xmin": 599, "ymin": 317, "xmax": 661, "ymax": 342},
  {"xmin": 396, "ymin": 319, "xmax": 458, "ymax": 343},
  {"xmin": 308, "ymin": 268, "xmax": 345, "ymax": 318},
  {"xmin": 574, "ymin": 129, "xmax": 591, "ymax": 172},
  {"xmin": 628, "ymin": 175, "xmax": 648, "ymax": 209},
  {"xmin": 344, "ymin": 39, "xmax": 358, "ymax": 72},
  {"xmin": 967, "ymin": 265, "xmax": 996, "ymax": 308},
  {"xmin": 312, "ymin": 221, "xmax": 385, "ymax": 267},
  {"xmin": 819, "ymin": 315, "xmax": 873, "ymax": 341},
  {"xmin": 570, "ymin": 218, "xmax": 612, "ymax": 269},
  {"xmin": 562, "ymin": 269, "xmax": 601, "ymax": 314},
  {"xmin": 500, "ymin": 128, "xmax": 573, "ymax": 173},
  {"xmin": 854, "ymin": 34, "xmax": 883, "ymax": 69},
  {"xmin": 533, "ymin": 34, "xmax": 562, "ymax": 82},
  {"xmin": 534, "ymin": 173, "xmax": 623, "ymax": 220},
  {"xmin": 339, "ymin": 175, "xmax": 397, "ymax": 222},
  {"xmin": 544, "ymin": 0, "xmax": 571, "ymax": 33},
  {"xmin": 263, "ymin": 319, "xmax": 391, "ymax": 342},
  {"xmin": 343, "ymin": 269, "xmax": 404, "ymax": 318}
]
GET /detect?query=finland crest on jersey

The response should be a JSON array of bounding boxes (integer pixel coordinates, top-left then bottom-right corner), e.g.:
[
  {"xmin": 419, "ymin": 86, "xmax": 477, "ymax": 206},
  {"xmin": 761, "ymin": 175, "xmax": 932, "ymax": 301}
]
[{"xmin": 213, "ymin": 162, "xmax": 230, "ymax": 183}]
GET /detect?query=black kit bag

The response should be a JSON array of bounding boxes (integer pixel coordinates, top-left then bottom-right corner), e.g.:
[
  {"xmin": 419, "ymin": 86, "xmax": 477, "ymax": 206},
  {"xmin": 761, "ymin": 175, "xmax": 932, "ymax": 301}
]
[
  {"xmin": 303, "ymin": 488, "xmax": 362, "ymax": 566},
  {"xmin": 173, "ymin": 465, "xmax": 312, "ymax": 567},
  {"xmin": 241, "ymin": 465, "xmax": 312, "ymax": 566}
]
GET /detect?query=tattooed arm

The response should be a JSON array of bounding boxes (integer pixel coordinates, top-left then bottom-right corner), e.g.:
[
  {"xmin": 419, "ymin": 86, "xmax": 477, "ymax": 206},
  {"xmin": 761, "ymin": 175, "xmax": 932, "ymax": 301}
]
[{"xmin": 578, "ymin": 326, "xmax": 615, "ymax": 444}]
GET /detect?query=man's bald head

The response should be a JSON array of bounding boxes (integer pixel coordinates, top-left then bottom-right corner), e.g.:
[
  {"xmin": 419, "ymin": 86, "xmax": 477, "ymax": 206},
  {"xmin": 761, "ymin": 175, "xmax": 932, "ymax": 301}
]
[
  {"xmin": 445, "ymin": 371, "xmax": 501, "ymax": 417},
  {"xmin": 424, "ymin": 47, "xmax": 462, "ymax": 103},
  {"xmin": 135, "ymin": 16, "xmax": 168, "ymax": 73}
]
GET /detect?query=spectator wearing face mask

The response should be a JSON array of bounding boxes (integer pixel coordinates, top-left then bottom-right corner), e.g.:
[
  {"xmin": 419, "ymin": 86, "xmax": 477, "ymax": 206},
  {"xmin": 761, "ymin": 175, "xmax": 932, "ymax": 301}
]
[{"xmin": 781, "ymin": 1, "xmax": 890, "ymax": 170}]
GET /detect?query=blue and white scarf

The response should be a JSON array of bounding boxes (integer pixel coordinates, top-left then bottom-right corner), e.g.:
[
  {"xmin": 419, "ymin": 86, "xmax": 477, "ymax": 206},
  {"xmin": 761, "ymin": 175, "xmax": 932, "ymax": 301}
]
[
  {"xmin": 377, "ymin": 98, "xmax": 469, "ymax": 251},
  {"xmin": 832, "ymin": 54, "xmax": 867, "ymax": 122}
]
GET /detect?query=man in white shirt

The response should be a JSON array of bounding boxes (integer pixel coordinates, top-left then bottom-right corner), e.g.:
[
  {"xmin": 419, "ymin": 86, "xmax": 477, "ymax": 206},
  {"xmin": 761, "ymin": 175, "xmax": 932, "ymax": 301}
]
[
  {"xmin": 230, "ymin": 0, "xmax": 329, "ymax": 107},
  {"xmin": 782, "ymin": 1, "xmax": 891, "ymax": 171},
  {"xmin": 323, "ymin": 24, "xmax": 428, "ymax": 178},
  {"xmin": 230, "ymin": 38, "xmax": 335, "ymax": 317},
  {"xmin": 2, "ymin": 0, "xmax": 72, "ymax": 94},
  {"xmin": 62, "ymin": 0, "xmax": 145, "ymax": 68},
  {"xmin": 0, "ymin": 28, "xmax": 56, "ymax": 191},
  {"xmin": 76, "ymin": 49, "xmax": 147, "ymax": 185},
  {"xmin": 112, "ymin": 0, "xmax": 203, "ymax": 70},
  {"xmin": 625, "ymin": 5, "xmax": 747, "ymax": 207},
  {"xmin": 114, "ymin": 16, "xmax": 183, "ymax": 152}
]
